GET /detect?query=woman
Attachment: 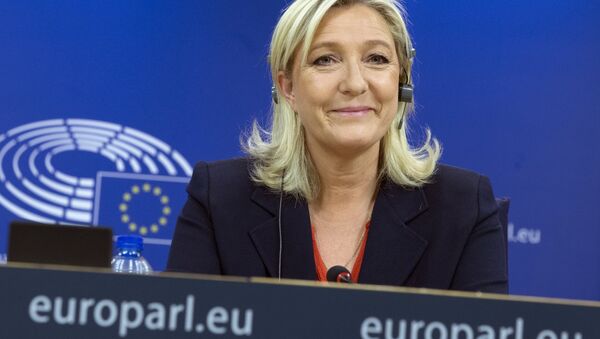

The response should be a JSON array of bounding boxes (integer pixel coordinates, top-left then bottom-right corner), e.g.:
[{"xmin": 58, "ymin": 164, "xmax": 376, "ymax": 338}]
[{"xmin": 167, "ymin": 0, "xmax": 508, "ymax": 293}]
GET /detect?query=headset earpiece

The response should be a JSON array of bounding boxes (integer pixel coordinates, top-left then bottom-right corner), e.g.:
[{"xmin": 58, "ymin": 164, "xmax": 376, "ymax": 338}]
[
  {"xmin": 399, "ymin": 45, "xmax": 414, "ymax": 103},
  {"xmin": 398, "ymin": 47, "xmax": 415, "ymax": 129},
  {"xmin": 399, "ymin": 84, "xmax": 413, "ymax": 103},
  {"xmin": 271, "ymin": 86, "xmax": 279, "ymax": 104},
  {"xmin": 398, "ymin": 84, "xmax": 412, "ymax": 129}
]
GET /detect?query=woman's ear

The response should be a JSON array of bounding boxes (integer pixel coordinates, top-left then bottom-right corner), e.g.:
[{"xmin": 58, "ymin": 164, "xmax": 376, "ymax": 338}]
[{"xmin": 277, "ymin": 70, "xmax": 296, "ymax": 111}]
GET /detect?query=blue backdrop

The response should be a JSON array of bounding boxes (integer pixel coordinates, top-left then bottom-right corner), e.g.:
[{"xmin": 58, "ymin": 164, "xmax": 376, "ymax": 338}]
[{"xmin": 0, "ymin": 1, "xmax": 598, "ymax": 301}]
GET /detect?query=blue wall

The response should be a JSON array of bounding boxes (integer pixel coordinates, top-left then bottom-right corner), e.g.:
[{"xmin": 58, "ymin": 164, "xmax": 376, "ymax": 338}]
[{"xmin": 0, "ymin": 1, "xmax": 598, "ymax": 300}]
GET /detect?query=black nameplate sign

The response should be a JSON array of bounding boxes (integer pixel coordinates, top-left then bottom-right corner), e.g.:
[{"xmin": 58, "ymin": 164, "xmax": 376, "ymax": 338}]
[{"xmin": 0, "ymin": 264, "xmax": 598, "ymax": 338}]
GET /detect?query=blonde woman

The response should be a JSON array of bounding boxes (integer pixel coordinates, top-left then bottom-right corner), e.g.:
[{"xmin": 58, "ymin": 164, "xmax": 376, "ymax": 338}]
[{"xmin": 168, "ymin": 0, "xmax": 507, "ymax": 293}]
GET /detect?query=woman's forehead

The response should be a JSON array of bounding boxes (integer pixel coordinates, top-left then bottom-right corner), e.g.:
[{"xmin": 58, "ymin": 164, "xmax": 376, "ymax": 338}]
[
  {"xmin": 323, "ymin": 6, "xmax": 389, "ymax": 34},
  {"xmin": 284, "ymin": 4, "xmax": 400, "ymax": 72},
  {"xmin": 309, "ymin": 5, "xmax": 395, "ymax": 52},
  {"xmin": 318, "ymin": 5, "xmax": 393, "ymax": 41}
]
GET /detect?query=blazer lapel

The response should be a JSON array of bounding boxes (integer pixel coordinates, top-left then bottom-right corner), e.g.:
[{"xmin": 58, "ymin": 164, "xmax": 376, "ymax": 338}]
[
  {"xmin": 248, "ymin": 180, "xmax": 429, "ymax": 285},
  {"xmin": 248, "ymin": 187, "xmax": 316, "ymax": 280},
  {"xmin": 359, "ymin": 181, "xmax": 429, "ymax": 285}
]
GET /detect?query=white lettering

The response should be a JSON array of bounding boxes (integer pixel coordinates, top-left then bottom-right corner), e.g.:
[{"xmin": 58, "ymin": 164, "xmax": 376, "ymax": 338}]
[
  {"xmin": 500, "ymin": 326, "xmax": 514, "ymax": 339},
  {"xmin": 206, "ymin": 306, "xmax": 229, "ymax": 335},
  {"xmin": 384, "ymin": 319, "xmax": 407, "ymax": 339},
  {"xmin": 145, "ymin": 303, "xmax": 166, "ymax": 330},
  {"xmin": 230, "ymin": 309, "xmax": 253, "ymax": 336},
  {"xmin": 357, "ymin": 318, "xmax": 536, "ymax": 339},
  {"xmin": 411, "ymin": 320, "xmax": 425, "ymax": 338},
  {"xmin": 53, "ymin": 297, "xmax": 77, "ymax": 324},
  {"xmin": 119, "ymin": 301, "xmax": 144, "ymax": 337},
  {"xmin": 538, "ymin": 330, "xmax": 557, "ymax": 339},
  {"xmin": 184, "ymin": 295, "xmax": 194, "ymax": 332},
  {"xmin": 537, "ymin": 330, "xmax": 584, "ymax": 339},
  {"xmin": 425, "ymin": 321, "xmax": 448, "ymax": 339},
  {"xmin": 78, "ymin": 298, "xmax": 95, "ymax": 325},
  {"xmin": 168, "ymin": 303, "xmax": 184, "ymax": 331},
  {"xmin": 361, "ymin": 317, "xmax": 383, "ymax": 339},
  {"xmin": 451, "ymin": 323, "xmax": 474, "ymax": 339},
  {"xmin": 508, "ymin": 223, "xmax": 541, "ymax": 244},
  {"xmin": 29, "ymin": 295, "xmax": 51, "ymax": 323},
  {"xmin": 515, "ymin": 318, "xmax": 524, "ymax": 339},
  {"xmin": 26, "ymin": 295, "xmax": 255, "ymax": 337},
  {"xmin": 93, "ymin": 299, "xmax": 118, "ymax": 327},
  {"xmin": 477, "ymin": 325, "xmax": 495, "ymax": 339}
]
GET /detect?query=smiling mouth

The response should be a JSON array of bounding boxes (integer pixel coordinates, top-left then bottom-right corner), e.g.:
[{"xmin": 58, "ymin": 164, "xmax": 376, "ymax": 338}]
[{"xmin": 330, "ymin": 106, "xmax": 373, "ymax": 116}]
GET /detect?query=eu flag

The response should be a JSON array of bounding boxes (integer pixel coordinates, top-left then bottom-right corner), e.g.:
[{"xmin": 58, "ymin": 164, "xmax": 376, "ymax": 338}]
[{"xmin": 94, "ymin": 171, "xmax": 189, "ymax": 271}]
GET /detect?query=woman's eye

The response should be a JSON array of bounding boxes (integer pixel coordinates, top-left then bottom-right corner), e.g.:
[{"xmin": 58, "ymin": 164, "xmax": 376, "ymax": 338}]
[
  {"xmin": 368, "ymin": 54, "xmax": 390, "ymax": 64},
  {"xmin": 313, "ymin": 55, "xmax": 337, "ymax": 66}
]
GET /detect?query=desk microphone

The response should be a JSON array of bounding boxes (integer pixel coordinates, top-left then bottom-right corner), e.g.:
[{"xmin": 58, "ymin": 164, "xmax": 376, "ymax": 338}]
[{"xmin": 327, "ymin": 266, "xmax": 352, "ymax": 283}]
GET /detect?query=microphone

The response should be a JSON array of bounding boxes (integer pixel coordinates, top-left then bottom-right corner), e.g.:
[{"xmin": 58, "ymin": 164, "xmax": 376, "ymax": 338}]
[{"xmin": 326, "ymin": 265, "xmax": 352, "ymax": 283}]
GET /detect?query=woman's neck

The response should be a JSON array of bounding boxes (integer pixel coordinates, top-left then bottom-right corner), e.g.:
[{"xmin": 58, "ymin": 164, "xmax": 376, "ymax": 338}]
[{"xmin": 308, "ymin": 141, "xmax": 380, "ymax": 215}]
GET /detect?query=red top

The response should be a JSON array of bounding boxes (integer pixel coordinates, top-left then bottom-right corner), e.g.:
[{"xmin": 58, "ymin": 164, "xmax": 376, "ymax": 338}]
[{"xmin": 312, "ymin": 222, "xmax": 370, "ymax": 283}]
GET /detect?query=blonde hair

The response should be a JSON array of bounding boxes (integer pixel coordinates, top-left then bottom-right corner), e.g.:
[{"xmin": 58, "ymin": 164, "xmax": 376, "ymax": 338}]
[{"xmin": 244, "ymin": 0, "xmax": 441, "ymax": 200}]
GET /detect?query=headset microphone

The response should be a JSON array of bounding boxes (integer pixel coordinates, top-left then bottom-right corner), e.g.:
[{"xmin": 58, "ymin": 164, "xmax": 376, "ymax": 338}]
[{"xmin": 327, "ymin": 265, "xmax": 353, "ymax": 283}]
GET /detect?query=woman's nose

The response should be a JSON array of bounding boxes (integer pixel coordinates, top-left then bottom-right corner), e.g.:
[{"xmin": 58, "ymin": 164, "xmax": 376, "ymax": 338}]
[{"xmin": 339, "ymin": 61, "xmax": 368, "ymax": 97}]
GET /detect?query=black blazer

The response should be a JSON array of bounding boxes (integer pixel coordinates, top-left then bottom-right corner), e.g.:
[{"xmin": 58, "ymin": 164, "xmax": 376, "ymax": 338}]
[{"xmin": 167, "ymin": 158, "xmax": 508, "ymax": 293}]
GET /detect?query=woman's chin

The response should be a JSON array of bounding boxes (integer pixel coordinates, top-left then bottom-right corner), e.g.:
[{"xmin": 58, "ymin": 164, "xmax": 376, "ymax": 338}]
[{"xmin": 325, "ymin": 137, "xmax": 380, "ymax": 156}]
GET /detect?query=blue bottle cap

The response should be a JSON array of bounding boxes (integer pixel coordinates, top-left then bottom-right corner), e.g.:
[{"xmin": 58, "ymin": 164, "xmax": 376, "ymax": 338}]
[{"xmin": 116, "ymin": 235, "xmax": 144, "ymax": 252}]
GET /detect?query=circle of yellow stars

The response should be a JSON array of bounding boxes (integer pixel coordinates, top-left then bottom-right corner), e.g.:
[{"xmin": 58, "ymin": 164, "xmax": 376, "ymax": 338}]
[{"xmin": 119, "ymin": 183, "xmax": 171, "ymax": 236}]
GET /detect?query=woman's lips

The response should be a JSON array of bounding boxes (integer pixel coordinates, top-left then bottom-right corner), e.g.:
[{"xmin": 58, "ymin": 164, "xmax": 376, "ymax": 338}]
[{"xmin": 330, "ymin": 106, "xmax": 373, "ymax": 116}]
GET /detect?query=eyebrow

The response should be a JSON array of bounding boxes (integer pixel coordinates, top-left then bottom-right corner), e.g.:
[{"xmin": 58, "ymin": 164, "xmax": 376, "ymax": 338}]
[{"xmin": 309, "ymin": 39, "xmax": 394, "ymax": 53}]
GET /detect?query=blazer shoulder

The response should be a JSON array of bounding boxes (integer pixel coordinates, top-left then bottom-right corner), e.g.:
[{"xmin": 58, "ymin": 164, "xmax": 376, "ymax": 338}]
[
  {"xmin": 434, "ymin": 163, "xmax": 481, "ymax": 183},
  {"xmin": 425, "ymin": 164, "xmax": 490, "ymax": 203},
  {"xmin": 187, "ymin": 157, "xmax": 256, "ymax": 201},
  {"xmin": 191, "ymin": 157, "xmax": 251, "ymax": 184}
]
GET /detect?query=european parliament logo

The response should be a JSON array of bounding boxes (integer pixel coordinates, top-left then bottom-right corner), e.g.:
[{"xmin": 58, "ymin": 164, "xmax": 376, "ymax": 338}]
[{"xmin": 0, "ymin": 119, "xmax": 192, "ymax": 270}]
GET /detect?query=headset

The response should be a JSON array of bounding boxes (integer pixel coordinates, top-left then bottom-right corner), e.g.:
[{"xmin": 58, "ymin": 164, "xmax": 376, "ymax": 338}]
[
  {"xmin": 271, "ymin": 47, "xmax": 416, "ymax": 280},
  {"xmin": 397, "ymin": 47, "xmax": 416, "ymax": 130}
]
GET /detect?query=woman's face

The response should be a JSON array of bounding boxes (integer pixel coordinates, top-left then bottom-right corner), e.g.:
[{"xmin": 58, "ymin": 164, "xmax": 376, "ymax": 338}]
[{"xmin": 279, "ymin": 4, "xmax": 400, "ymax": 158}]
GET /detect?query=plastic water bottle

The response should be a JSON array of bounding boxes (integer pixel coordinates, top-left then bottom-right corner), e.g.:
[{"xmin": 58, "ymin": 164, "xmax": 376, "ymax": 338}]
[{"xmin": 111, "ymin": 235, "xmax": 153, "ymax": 274}]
